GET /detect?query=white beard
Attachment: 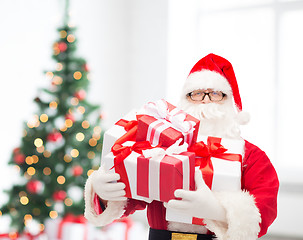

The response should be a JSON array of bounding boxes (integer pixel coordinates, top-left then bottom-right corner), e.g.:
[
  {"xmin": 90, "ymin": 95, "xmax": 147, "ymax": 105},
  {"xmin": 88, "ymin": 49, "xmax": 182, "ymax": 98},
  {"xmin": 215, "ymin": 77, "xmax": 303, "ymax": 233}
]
[{"xmin": 178, "ymin": 98, "xmax": 242, "ymax": 139}]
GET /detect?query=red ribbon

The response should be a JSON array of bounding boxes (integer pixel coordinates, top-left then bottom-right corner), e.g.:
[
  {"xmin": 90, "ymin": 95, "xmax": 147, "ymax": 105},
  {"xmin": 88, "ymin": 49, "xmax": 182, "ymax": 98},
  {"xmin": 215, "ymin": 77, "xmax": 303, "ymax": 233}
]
[
  {"xmin": 23, "ymin": 231, "xmax": 45, "ymax": 240},
  {"xmin": 110, "ymin": 118, "xmax": 151, "ymax": 199},
  {"xmin": 189, "ymin": 136, "xmax": 242, "ymax": 188},
  {"xmin": 57, "ymin": 214, "xmax": 87, "ymax": 240}
]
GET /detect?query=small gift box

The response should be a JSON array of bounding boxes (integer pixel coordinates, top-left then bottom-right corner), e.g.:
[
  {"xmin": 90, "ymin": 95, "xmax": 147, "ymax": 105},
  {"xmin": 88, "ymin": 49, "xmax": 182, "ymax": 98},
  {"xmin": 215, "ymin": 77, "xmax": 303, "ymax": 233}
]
[
  {"xmin": 136, "ymin": 99, "xmax": 200, "ymax": 147},
  {"xmin": 166, "ymin": 136, "xmax": 245, "ymax": 225},
  {"xmin": 103, "ymin": 140, "xmax": 195, "ymax": 203}
]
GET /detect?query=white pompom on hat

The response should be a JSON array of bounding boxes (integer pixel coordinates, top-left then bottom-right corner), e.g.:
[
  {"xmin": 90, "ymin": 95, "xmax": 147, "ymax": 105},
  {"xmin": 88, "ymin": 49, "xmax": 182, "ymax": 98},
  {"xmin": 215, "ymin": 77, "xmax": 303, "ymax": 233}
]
[{"xmin": 182, "ymin": 53, "xmax": 250, "ymax": 125}]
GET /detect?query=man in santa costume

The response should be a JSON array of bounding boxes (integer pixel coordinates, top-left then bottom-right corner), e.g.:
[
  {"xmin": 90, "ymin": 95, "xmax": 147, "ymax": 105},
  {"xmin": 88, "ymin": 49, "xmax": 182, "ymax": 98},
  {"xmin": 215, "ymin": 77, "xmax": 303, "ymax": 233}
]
[{"xmin": 84, "ymin": 53, "xmax": 279, "ymax": 240}]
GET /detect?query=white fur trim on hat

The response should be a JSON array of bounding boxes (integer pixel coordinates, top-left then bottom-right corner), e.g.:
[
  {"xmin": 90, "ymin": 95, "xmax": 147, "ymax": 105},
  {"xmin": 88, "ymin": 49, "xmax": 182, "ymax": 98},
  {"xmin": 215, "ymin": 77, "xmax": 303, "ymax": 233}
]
[
  {"xmin": 84, "ymin": 173, "xmax": 127, "ymax": 226},
  {"xmin": 183, "ymin": 70, "xmax": 232, "ymax": 97},
  {"xmin": 203, "ymin": 191, "xmax": 261, "ymax": 240}
]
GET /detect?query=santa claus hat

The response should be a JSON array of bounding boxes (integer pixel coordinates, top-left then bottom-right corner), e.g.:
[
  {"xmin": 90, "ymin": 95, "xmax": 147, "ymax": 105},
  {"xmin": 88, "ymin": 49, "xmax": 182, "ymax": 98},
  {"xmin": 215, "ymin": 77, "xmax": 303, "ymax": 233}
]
[{"xmin": 182, "ymin": 53, "xmax": 250, "ymax": 124}]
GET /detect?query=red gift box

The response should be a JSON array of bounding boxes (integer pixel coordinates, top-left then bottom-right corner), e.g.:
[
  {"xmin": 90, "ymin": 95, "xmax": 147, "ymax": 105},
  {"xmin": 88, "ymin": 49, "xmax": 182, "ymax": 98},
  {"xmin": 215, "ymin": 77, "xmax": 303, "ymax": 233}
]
[
  {"xmin": 136, "ymin": 99, "xmax": 199, "ymax": 147},
  {"xmin": 137, "ymin": 150, "xmax": 195, "ymax": 202},
  {"xmin": 136, "ymin": 140, "xmax": 196, "ymax": 203}
]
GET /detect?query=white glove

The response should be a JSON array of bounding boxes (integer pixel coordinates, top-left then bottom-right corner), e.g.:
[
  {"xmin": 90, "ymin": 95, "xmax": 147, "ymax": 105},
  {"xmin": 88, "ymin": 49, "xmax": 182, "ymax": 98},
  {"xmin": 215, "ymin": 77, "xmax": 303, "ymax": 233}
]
[
  {"xmin": 166, "ymin": 170, "xmax": 227, "ymax": 222},
  {"xmin": 91, "ymin": 166, "xmax": 127, "ymax": 201}
]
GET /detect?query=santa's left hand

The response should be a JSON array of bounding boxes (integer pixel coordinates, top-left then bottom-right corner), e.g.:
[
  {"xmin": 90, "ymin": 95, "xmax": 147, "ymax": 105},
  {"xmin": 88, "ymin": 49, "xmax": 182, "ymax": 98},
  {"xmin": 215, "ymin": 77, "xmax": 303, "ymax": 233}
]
[{"xmin": 166, "ymin": 170, "xmax": 227, "ymax": 222}]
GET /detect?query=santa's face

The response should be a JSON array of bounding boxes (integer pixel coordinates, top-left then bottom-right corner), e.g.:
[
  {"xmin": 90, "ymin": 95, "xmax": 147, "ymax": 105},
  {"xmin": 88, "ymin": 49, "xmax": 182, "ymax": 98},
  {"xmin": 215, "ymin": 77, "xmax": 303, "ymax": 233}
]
[{"xmin": 178, "ymin": 90, "xmax": 242, "ymax": 139}]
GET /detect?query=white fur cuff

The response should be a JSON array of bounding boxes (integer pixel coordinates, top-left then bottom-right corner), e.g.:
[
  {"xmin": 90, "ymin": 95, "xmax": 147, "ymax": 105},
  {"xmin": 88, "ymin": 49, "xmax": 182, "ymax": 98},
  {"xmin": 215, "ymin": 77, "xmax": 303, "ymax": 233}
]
[
  {"xmin": 84, "ymin": 173, "xmax": 127, "ymax": 226},
  {"xmin": 203, "ymin": 191, "xmax": 261, "ymax": 240}
]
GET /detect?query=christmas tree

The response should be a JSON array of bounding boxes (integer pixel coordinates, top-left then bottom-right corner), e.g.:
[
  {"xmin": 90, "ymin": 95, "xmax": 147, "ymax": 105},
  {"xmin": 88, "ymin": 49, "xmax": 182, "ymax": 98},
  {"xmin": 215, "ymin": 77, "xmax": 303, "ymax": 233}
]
[{"xmin": 0, "ymin": 2, "xmax": 103, "ymax": 235}]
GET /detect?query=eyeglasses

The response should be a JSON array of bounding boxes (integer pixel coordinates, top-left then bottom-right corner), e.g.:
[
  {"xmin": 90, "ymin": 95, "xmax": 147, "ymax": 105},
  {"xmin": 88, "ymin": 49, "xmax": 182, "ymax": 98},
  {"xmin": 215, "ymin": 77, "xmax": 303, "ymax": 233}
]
[{"xmin": 187, "ymin": 90, "xmax": 226, "ymax": 102}]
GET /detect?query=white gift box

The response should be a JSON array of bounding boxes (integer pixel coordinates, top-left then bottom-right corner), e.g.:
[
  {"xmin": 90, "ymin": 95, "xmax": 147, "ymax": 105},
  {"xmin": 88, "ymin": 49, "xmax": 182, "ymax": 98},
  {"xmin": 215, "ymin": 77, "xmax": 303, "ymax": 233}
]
[
  {"xmin": 101, "ymin": 220, "xmax": 149, "ymax": 240},
  {"xmin": 44, "ymin": 217, "xmax": 96, "ymax": 240},
  {"xmin": 166, "ymin": 136, "xmax": 245, "ymax": 225}
]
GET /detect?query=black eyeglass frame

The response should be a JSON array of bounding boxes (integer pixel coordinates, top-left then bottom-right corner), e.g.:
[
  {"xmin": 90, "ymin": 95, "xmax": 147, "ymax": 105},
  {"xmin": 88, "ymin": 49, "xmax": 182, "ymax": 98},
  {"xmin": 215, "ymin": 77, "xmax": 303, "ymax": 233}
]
[{"xmin": 187, "ymin": 91, "xmax": 226, "ymax": 102}]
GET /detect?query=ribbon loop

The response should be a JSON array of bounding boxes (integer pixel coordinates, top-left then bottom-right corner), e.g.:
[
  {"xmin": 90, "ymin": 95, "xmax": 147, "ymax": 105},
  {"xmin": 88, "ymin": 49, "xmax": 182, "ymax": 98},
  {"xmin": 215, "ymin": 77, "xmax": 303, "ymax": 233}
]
[
  {"xmin": 144, "ymin": 100, "xmax": 195, "ymax": 133},
  {"xmin": 114, "ymin": 119, "xmax": 138, "ymax": 145}
]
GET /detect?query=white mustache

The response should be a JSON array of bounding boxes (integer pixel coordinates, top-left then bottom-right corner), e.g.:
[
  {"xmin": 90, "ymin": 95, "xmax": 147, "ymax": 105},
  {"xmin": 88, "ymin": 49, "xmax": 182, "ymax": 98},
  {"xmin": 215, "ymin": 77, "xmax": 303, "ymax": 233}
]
[
  {"xmin": 178, "ymin": 98, "xmax": 241, "ymax": 139},
  {"xmin": 179, "ymin": 101, "xmax": 227, "ymax": 120}
]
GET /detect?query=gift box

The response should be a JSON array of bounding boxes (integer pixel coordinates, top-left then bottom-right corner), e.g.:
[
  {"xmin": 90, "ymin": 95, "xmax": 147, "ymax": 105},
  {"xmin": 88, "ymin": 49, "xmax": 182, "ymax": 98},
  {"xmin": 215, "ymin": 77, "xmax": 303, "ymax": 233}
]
[
  {"xmin": 103, "ymin": 140, "xmax": 195, "ymax": 203},
  {"xmin": 101, "ymin": 218, "xmax": 149, "ymax": 240},
  {"xmin": 136, "ymin": 100, "xmax": 199, "ymax": 147},
  {"xmin": 44, "ymin": 214, "xmax": 95, "ymax": 240},
  {"xmin": 166, "ymin": 136, "xmax": 245, "ymax": 225}
]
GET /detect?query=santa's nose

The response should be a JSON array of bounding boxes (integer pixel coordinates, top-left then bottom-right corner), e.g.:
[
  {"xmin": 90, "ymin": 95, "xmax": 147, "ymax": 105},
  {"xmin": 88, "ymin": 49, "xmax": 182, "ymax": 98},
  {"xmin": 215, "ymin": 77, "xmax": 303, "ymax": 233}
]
[{"xmin": 201, "ymin": 95, "xmax": 212, "ymax": 104}]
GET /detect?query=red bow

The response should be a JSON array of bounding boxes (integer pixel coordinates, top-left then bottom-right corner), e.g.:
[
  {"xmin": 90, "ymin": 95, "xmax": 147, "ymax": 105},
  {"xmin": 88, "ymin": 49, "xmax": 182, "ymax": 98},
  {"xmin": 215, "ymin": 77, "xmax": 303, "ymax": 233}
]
[{"xmin": 111, "ymin": 141, "xmax": 154, "ymax": 169}]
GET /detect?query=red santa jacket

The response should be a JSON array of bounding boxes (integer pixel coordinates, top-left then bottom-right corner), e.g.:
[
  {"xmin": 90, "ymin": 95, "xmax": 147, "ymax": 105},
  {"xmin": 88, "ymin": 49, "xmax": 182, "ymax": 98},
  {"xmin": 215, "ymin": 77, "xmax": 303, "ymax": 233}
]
[{"xmin": 86, "ymin": 140, "xmax": 279, "ymax": 239}]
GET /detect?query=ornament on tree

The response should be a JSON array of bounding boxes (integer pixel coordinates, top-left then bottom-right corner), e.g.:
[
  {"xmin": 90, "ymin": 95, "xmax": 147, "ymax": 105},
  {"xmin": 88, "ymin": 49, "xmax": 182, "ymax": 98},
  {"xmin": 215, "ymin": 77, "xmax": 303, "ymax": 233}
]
[
  {"xmin": 54, "ymin": 202, "xmax": 64, "ymax": 214},
  {"xmin": 67, "ymin": 186, "xmax": 83, "ymax": 203},
  {"xmin": 47, "ymin": 131, "xmax": 63, "ymax": 142},
  {"xmin": 58, "ymin": 42, "xmax": 68, "ymax": 52},
  {"xmin": 13, "ymin": 147, "xmax": 21, "ymax": 154},
  {"xmin": 74, "ymin": 89, "xmax": 86, "ymax": 101},
  {"xmin": 13, "ymin": 149, "xmax": 25, "ymax": 165},
  {"xmin": 26, "ymin": 180, "xmax": 44, "ymax": 194},
  {"xmin": 82, "ymin": 63, "xmax": 89, "ymax": 72},
  {"xmin": 71, "ymin": 165, "xmax": 83, "ymax": 176},
  {"xmin": 46, "ymin": 130, "xmax": 65, "ymax": 152},
  {"xmin": 52, "ymin": 190, "xmax": 67, "ymax": 202}
]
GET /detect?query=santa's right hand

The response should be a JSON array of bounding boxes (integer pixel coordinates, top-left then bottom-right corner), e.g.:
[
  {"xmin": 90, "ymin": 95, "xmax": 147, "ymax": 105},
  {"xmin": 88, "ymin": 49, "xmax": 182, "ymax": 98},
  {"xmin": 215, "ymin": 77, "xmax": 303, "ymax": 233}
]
[{"xmin": 91, "ymin": 167, "xmax": 127, "ymax": 201}]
